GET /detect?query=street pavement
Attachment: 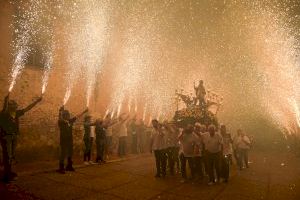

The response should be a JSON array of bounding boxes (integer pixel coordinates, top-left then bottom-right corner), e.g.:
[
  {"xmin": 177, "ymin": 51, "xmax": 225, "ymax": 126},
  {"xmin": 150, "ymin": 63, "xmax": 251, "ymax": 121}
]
[{"xmin": 1, "ymin": 150, "xmax": 300, "ymax": 200}]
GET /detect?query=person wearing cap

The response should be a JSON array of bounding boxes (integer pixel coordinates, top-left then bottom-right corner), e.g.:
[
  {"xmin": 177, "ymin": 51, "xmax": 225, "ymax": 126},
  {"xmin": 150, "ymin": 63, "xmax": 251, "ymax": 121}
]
[
  {"xmin": 57, "ymin": 106, "xmax": 88, "ymax": 174},
  {"xmin": 0, "ymin": 93, "xmax": 42, "ymax": 182},
  {"xmin": 83, "ymin": 115, "xmax": 96, "ymax": 164},
  {"xmin": 202, "ymin": 125, "xmax": 223, "ymax": 185}
]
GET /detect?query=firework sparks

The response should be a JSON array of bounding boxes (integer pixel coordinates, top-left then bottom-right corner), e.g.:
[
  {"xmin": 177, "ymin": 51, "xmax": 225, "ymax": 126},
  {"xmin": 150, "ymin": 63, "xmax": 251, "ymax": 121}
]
[
  {"xmin": 9, "ymin": 0, "xmax": 43, "ymax": 92},
  {"xmin": 41, "ymin": 50, "xmax": 53, "ymax": 94}
]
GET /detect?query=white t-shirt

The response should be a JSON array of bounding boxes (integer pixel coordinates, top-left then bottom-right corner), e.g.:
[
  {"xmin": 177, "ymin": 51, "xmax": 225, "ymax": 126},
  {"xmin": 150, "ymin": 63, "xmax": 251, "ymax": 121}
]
[
  {"xmin": 118, "ymin": 122, "xmax": 128, "ymax": 137},
  {"xmin": 90, "ymin": 126, "xmax": 95, "ymax": 138},
  {"xmin": 151, "ymin": 129, "xmax": 166, "ymax": 151},
  {"xmin": 179, "ymin": 132, "xmax": 199, "ymax": 157},
  {"xmin": 222, "ymin": 134, "xmax": 233, "ymax": 155},
  {"xmin": 165, "ymin": 128, "xmax": 179, "ymax": 148},
  {"xmin": 193, "ymin": 133, "xmax": 203, "ymax": 157},
  {"xmin": 106, "ymin": 126, "xmax": 113, "ymax": 137},
  {"xmin": 237, "ymin": 135, "xmax": 251, "ymax": 150},
  {"xmin": 203, "ymin": 133, "xmax": 223, "ymax": 153}
]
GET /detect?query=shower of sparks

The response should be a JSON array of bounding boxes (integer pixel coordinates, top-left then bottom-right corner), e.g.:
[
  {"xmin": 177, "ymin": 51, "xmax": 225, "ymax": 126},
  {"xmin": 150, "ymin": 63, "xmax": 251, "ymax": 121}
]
[
  {"xmin": 128, "ymin": 98, "xmax": 132, "ymax": 113},
  {"xmin": 142, "ymin": 103, "xmax": 147, "ymax": 121},
  {"xmin": 7, "ymin": 0, "xmax": 300, "ymax": 137},
  {"xmin": 9, "ymin": 0, "xmax": 43, "ymax": 92},
  {"xmin": 111, "ymin": 107, "xmax": 116, "ymax": 119},
  {"xmin": 9, "ymin": 49, "xmax": 27, "ymax": 92},
  {"xmin": 292, "ymin": 99, "xmax": 300, "ymax": 128},
  {"xmin": 104, "ymin": 109, "xmax": 110, "ymax": 119},
  {"xmin": 117, "ymin": 103, "xmax": 122, "ymax": 118},
  {"xmin": 134, "ymin": 98, "xmax": 138, "ymax": 113},
  {"xmin": 63, "ymin": 86, "xmax": 71, "ymax": 106},
  {"xmin": 41, "ymin": 52, "xmax": 53, "ymax": 94},
  {"xmin": 82, "ymin": 1, "xmax": 110, "ymax": 108}
]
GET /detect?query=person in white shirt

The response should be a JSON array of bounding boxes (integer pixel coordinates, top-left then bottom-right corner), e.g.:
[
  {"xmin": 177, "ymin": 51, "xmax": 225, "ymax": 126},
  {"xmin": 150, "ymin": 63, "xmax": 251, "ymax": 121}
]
[
  {"xmin": 117, "ymin": 114, "xmax": 130, "ymax": 157},
  {"xmin": 193, "ymin": 123, "xmax": 204, "ymax": 180},
  {"xmin": 220, "ymin": 125, "xmax": 233, "ymax": 182},
  {"xmin": 83, "ymin": 115, "xmax": 96, "ymax": 164},
  {"xmin": 236, "ymin": 129, "xmax": 251, "ymax": 170},
  {"xmin": 129, "ymin": 117, "xmax": 138, "ymax": 154},
  {"xmin": 232, "ymin": 130, "xmax": 241, "ymax": 164},
  {"xmin": 150, "ymin": 119, "xmax": 167, "ymax": 178},
  {"xmin": 199, "ymin": 124, "xmax": 209, "ymax": 176},
  {"xmin": 163, "ymin": 121, "xmax": 178, "ymax": 175},
  {"xmin": 202, "ymin": 125, "xmax": 223, "ymax": 185},
  {"xmin": 178, "ymin": 124, "xmax": 198, "ymax": 180}
]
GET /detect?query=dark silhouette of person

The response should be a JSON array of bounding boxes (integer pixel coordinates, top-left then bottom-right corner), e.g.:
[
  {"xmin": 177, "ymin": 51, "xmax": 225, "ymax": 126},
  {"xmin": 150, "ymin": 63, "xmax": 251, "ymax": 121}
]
[
  {"xmin": 0, "ymin": 92, "xmax": 42, "ymax": 182},
  {"xmin": 57, "ymin": 106, "xmax": 87, "ymax": 174}
]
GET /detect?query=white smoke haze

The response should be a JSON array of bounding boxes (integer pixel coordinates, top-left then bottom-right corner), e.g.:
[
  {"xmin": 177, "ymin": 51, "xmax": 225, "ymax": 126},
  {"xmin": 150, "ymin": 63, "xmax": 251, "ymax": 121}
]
[{"xmin": 8, "ymin": 0, "xmax": 300, "ymax": 137}]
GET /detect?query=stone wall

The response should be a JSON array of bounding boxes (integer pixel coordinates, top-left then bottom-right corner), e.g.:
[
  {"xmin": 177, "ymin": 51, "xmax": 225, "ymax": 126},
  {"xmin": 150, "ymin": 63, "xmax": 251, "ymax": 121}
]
[{"xmin": 0, "ymin": 1, "xmax": 94, "ymax": 162}]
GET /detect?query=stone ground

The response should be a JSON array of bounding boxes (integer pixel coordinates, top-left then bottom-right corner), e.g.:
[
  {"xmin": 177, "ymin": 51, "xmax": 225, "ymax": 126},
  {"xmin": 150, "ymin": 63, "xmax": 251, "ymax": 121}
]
[{"xmin": 1, "ymin": 150, "xmax": 300, "ymax": 200}]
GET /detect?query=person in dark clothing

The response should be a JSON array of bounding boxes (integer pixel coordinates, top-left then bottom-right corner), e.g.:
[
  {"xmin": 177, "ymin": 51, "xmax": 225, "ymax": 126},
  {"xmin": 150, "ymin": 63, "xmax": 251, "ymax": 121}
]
[
  {"xmin": 0, "ymin": 93, "xmax": 42, "ymax": 182},
  {"xmin": 83, "ymin": 115, "xmax": 96, "ymax": 164},
  {"xmin": 57, "ymin": 106, "xmax": 87, "ymax": 174},
  {"xmin": 95, "ymin": 119, "xmax": 107, "ymax": 163}
]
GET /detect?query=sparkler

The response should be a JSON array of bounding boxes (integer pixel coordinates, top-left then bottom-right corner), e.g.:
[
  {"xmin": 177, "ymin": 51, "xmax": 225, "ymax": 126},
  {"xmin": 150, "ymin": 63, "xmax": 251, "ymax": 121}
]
[
  {"xmin": 142, "ymin": 104, "xmax": 147, "ymax": 121},
  {"xmin": 63, "ymin": 87, "xmax": 71, "ymax": 106},
  {"xmin": 9, "ymin": 49, "xmax": 28, "ymax": 92},
  {"xmin": 9, "ymin": 0, "xmax": 43, "ymax": 92},
  {"xmin": 128, "ymin": 98, "xmax": 132, "ymax": 113},
  {"xmin": 117, "ymin": 103, "xmax": 122, "ymax": 118},
  {"xmin": 41, "ymin": 50, "xmax": 53, "ymax": 94},
  {"xmin": 134, "ymin": 98, "xmax": 138, "ymax": 113},
  {"xmin": 292, "ymin": 99, "xmax": 300, "ymax": 128}
]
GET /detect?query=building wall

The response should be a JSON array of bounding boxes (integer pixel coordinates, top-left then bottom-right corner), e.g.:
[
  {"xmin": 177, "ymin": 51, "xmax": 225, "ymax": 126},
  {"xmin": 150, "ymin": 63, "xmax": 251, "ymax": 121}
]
[{"xmin": 0, "ymin": 1, "xmax": 91, "ymax": 162}]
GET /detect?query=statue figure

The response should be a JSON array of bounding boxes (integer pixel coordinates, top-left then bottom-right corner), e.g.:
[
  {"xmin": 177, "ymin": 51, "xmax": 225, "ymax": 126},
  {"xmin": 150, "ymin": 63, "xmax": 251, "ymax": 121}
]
[{"xmin": 194, "ymin": 80, "xmax": 206, "ymax": 107}]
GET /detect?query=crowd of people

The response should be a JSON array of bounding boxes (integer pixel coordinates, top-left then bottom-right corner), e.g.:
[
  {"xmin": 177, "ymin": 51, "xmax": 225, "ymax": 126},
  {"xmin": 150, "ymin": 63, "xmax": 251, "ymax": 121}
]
[
  {"xmin": 150, "ymin": 120, "xmax": 252, "ymax": 185},
  {"xmin": 0, "ymin": 92, "xmax": 252, "ymax": 185}
]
